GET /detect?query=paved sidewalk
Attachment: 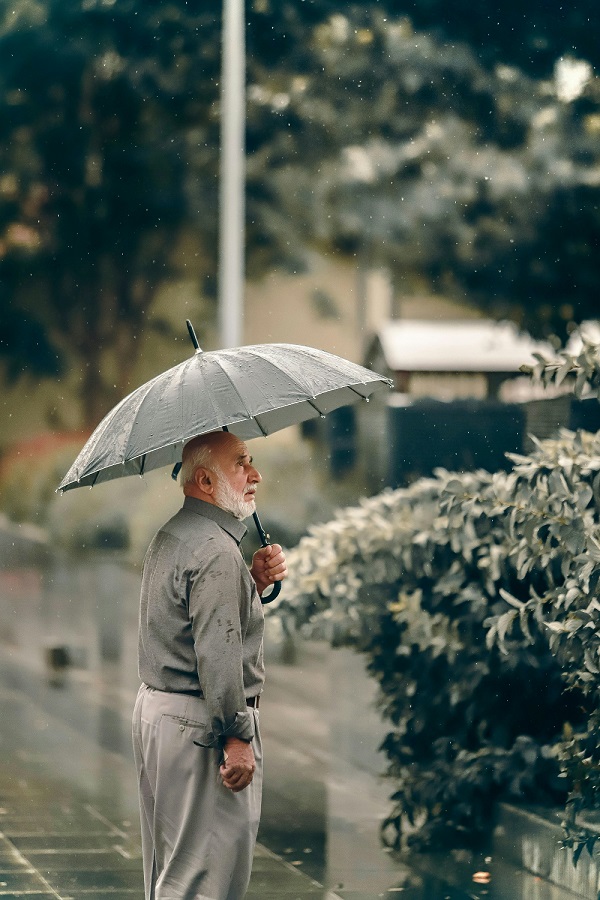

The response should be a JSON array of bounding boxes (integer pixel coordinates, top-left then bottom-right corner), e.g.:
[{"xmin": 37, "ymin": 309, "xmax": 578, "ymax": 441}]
[
  {"xmin": 0, "ymin": 553, "xmax": 586, "ymax": 900},
  {"xmin": 0, "ymin": 757, "xmax": 340, "ymax": 899}
]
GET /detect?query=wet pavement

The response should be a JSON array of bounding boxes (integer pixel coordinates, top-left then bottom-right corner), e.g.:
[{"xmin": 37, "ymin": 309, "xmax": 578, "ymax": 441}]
[{"xmin": 0, "ymin": 549, "xmax": 586, "ymax": 899}]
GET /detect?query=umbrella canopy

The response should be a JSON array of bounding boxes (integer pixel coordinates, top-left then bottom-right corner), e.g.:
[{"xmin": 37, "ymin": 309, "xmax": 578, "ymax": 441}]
[{"xmin": 58, "ymin": 340, "xmax": 391, "ymax": 492}]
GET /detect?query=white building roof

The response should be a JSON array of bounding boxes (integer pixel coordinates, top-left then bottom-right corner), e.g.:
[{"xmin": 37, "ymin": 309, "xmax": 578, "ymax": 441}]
[{"xmin": 377, "ymin": 319, "xmax": 554, "ymax": 373}]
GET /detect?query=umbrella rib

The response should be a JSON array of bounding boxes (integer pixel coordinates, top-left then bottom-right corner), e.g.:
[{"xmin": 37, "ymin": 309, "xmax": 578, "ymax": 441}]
[
  {"xmin": 348, "ymin": 384, "xmax": 369, "ymax": 400},
  {"xmin": 211, "ymin": 355, "xmax": 267, "ymax": 426},
  {"xmin": 307, "ymin": 398, "xmax": 324, "ymax": 416},
  {"xmin": 253, "ymin": 417, "xmax": 268, "ymax": 436},
  {"xmin": 139, "ymin": 454, "xmax": 147, "ymax": 476},
  {"xmin": 101, "ymin": 368, "xmax": 171, "ymax": 467},
  {"xmin": 122, "ymin": 355, "xmax": 198, "ymax": 459},
  {"xmin": 172, "ymin": 354, "xmax": 224, "ymax": 447},
  {"xmin": 218, "ymin": 349, "xmax": 319, "ymax": 417},
  {"xmin": 253, "ymin": 345, "xmax": 372, "ymax": 391}
]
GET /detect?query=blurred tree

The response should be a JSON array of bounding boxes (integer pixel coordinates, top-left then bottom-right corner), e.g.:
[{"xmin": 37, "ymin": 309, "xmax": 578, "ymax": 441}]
[
  {"xmin": 0, "ymin": 0, "xmax": 222, "ymax": 427},
  {"xmin": 3, "ymin": 0, "xmax": 600, "ymax": 427},
  {"xmin": 449, "ymin": 182, "xmax": 600, "ymax": 341},
  {"xmin": 388, "ymin": 0, "xmax": 600, "ymax": 77},
  {"xmin": 253, "ymin": 11, "xmax": 600, "ymax": 344},
  {"xmin": 0, "ymin": 0, "xmax": 360, "ymax": 424},
  {"xmin": 248, "ymin": 1, "xmax": 600, "ymax": 78}
]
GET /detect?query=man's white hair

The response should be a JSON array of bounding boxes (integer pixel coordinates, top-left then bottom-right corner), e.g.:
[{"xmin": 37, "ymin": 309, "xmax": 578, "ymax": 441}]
[{"xmin": 179, "ymin": 441, "xmax": 213, "ymax": 487}]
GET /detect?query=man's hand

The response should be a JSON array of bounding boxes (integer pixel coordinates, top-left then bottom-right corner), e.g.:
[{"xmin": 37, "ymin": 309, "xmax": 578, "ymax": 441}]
[
  {"xmin": 220, "ymin": 737, "xmax": 256, "ymax": 792},
  {"xmin": 250, "ymin": 544, "xmax": 287, "ymax": 597}
]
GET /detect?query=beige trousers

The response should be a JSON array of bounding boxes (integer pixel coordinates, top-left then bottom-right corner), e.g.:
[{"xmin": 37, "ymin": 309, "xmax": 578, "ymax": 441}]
[{"xmin": 132, "ymin": 684, "xmax": 262, "ymax": 900}]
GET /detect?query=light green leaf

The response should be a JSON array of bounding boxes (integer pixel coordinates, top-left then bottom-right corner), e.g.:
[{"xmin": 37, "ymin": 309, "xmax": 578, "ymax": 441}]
[{"xmin": 500, "ymin": 588, "xmax": 525, "ymax": 609}]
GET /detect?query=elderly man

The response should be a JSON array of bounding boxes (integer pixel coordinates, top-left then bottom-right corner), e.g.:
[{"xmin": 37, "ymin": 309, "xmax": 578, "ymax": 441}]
[{"xmin": 132, "ymin": 430, "xmax": 287, "ymax": 900}]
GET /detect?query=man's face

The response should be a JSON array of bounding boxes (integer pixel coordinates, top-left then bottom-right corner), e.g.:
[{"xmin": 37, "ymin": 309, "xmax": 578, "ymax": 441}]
[{"xmin": 211, "ymin": 437, "xmax": 261, "ymax": 519}]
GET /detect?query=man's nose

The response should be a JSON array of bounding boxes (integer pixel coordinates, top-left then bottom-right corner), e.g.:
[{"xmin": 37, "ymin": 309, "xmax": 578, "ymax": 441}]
[{"xmin": 250, "ymin": 467, "xmax": 261, "ymax": 483}]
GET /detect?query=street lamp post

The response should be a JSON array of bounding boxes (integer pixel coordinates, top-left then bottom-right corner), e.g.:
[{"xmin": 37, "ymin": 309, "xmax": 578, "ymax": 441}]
[{"xmin": 218, "ymin": 0, "xmax": 245, "ymax": 349}]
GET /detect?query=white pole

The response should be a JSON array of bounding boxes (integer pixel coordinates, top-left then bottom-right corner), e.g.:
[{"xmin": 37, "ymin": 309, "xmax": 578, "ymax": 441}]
[{"xmin": 218, "ymin": 0, "xmax": 245, "ymax": 349}]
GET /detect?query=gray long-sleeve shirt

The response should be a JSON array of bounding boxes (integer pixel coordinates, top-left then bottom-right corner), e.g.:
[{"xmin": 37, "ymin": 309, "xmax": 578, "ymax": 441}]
[{"xmin": 138, "ymin": 497, "xmax": 265, "ymax": 743}]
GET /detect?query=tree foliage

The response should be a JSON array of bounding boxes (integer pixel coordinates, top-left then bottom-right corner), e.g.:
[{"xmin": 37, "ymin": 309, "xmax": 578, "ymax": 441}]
[
  {"xmin": 268, "ymin": 12, "xmax": 600, "ymax": 343},
  {"xmin": 249, "ymin": 0, "xmax": 600, "ymax": 78},
  {"xmin": 275, "ymin": 340, "xmax": 600, "ymax": 856},
  {"xmin": 388, "ymin": 0, "xmax": 600, "ymax": 77},
  {"xmin": 251, "ymin": 4, "xmax": 600, "ymax": 343},
  {"xmin": 0, "ymin": 1, "xmax": 224, "ymax": 425},
  {"xmin": 3, "ymin": 1, "xmax": 600, "ymax": 422}
]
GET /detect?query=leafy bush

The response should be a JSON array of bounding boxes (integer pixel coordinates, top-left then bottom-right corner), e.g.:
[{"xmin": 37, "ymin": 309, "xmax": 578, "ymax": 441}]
[{"xmin": 274, "ymin": 337, "xmax": 600, "ymax": 855}]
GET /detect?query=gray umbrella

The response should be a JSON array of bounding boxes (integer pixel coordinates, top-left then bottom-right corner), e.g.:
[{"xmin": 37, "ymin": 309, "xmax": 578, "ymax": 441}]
[
  {"xmin": 58, "ymin": 322, "xmax": 392, "ymax": 599},
  {"xmin": 59, "ymin": 324, "xmax": 391, "ymax": 491}
]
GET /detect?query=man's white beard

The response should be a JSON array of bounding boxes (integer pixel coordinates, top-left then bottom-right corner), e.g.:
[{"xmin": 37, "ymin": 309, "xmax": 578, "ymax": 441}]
[{"xmin": 213, "ymin": 468, "xmax": 256, "ymax": 520}]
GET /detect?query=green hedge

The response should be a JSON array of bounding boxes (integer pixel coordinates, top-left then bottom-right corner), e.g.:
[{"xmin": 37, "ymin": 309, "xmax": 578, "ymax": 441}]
[{"xmin": 275, "ymin": 338, "xmax": 600, "ymax": 856}]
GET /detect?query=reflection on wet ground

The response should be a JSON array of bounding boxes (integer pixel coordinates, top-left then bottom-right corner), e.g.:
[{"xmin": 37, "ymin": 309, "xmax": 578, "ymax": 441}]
[{"xmin": 0, "ymin": 550, "xmax": 582, "ymax": 899}]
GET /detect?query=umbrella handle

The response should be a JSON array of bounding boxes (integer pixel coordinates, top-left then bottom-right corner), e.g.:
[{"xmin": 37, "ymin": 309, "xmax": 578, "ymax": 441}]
[{"xmin": 253, "ymin": 511, "xmax": 282, "ymax": 604}]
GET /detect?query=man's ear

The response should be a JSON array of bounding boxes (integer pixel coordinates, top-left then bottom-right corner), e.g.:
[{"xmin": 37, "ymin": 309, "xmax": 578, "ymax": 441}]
[{"xmin": 194, "ymin": 467, "xmax": 214, "ymax": 494}]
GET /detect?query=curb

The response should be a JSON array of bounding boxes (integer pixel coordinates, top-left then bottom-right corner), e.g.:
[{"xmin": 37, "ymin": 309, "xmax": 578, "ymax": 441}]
[
  {"xmin": 494, "ymin": 802, "xmax": 600, "ymax": 899},
  {"xmin": 250, "ymin": 842, "xmax": 345, "ymax": 899}
]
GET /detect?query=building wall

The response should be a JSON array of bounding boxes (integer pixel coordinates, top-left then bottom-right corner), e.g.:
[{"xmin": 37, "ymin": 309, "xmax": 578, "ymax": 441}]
[{"xmin": 243, "ymin": 262, "xmax": 478, "ymax": 362}]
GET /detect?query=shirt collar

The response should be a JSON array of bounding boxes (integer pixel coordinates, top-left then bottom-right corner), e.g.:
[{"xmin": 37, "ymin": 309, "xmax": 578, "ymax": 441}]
[{"xmin": 182, "ymin": 496, "xmax": 248, "ymax": 545}]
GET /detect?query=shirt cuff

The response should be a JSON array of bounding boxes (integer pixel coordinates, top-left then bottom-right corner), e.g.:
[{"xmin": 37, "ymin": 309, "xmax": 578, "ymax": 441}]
[{"xmin": 218, "ymin": 709, "xmax": 256, "ymax": 743}]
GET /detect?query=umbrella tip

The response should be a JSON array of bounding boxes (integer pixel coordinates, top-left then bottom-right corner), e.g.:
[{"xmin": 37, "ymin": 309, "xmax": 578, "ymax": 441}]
[{"xmin": 186, "ymin": 320, "xmax": 202, "ymax": 352}]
